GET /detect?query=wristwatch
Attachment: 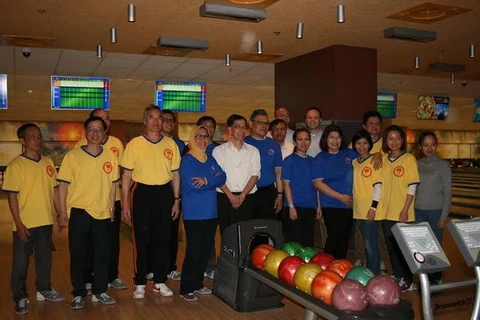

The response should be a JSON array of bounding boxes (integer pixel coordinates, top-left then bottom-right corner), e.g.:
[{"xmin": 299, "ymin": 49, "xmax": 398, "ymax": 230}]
[{"xmin": 288, "ymin": 202, "xmax": 294, "ymax": 208}]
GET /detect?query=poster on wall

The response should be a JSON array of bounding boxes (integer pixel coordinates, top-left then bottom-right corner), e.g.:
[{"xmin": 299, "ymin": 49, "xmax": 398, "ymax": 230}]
[
  {"xmin": 474, "ymin": 99, "xmax": 480, "ymax": 122},
  {"xmin": 377, "ymin": 92, "xmax": 397, "ymax": 119},
  {"xmin": 417, "ymin": 96, "xmax": 449, "ymax": 120}
]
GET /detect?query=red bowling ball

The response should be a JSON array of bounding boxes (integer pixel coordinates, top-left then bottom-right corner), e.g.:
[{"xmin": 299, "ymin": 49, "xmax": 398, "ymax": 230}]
[
  {"xmin": 250, "ymin": 244, "xmax": 275, "ymax": 269},
  {"xmin": 326, "ymin": 259, "xmax": 354, "ymax": 278},
  {"xmin": 332, "ymin": 279, "xmax": 369, "ymax": 311},
  {"xmin": 278, "ymin": 256, "xmax": 304, "ymax": 286},
  {"xmin": 366, "ymin": 274, "xmax": 401, "ymax": 305},
  {"xmin": 310, "ymin": 252, "xmax": 335, "ymax": 270},
  {"xmin": 311, "ymin": 270, "xmax": 343, "ymax": 305}
]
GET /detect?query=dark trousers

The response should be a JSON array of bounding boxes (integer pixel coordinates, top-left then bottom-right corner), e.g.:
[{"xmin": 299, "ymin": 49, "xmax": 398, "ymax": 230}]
[
  {"xmin": 415, "ymin": 209, "xmax": 443, "ymax": 282},
  {"xmin": 11, "ymin": 225, "xmax": 53, "ymax": 302},
  {"xmin": 217, "ymin": 192, "xmax": 254, "ymax": 235},
  {"xmin": 180, "ymin": 219, "xmax": 217, "ymax": 294},
  {"xmin": 382, "ymin": 220, "xmax": 413, "ymax": 283},
  {"xmin": 84, "ymin": 200, "xmax": 122, "ymax": 283},
  {"xmin": 322, "ymin": 207, "xmax": 353, "ymax": 259},
  {"xmin": 69, "ymin": 208, "xmax": 110, "ymax": 297},
  {"xmin": 132, "ymin": 183, "xmax": 173, "ymax": 285},
  {"xmin": 168, "ymin": 208, "xmax": 181, "ymax": 273},
  {"xmin": 252, "ymin": 184, "xmax": 278, "ymax": 220},
  {"xmin": 282, "ymin": 206, "xmax": 316, "ymax": 248},
  {"xmin": 205, "ymin": 245, "xmax": 216, "ymax": 274}
]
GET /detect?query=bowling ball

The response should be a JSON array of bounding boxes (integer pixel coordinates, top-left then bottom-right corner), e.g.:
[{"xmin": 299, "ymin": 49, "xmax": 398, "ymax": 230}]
[
  {"xmin": 282, "ymin": 241, "xmax": 303, "ymax": 256},
  {"xmin": 251, "ymin": 244, "xmax": 275, "ymax": 269},
  {"xmin": 264, "ymin": 249, "xmax": 289, "ymax": 278},
  {"xmin": 311, "ymin": 270, "xmax": 343, "ymax": 305},
  {"xmin": 332, "ymin": 279, "xmax": 369, "ymax": 311},
  {"xmin": 326, "ymin": 259, "xmax": 354, "ymax": 278},
  {"xmin": 293, "ymin": 263, "xmax": 323, "ymax": 295},
  {"xmin": 366, "ymin": 274, "xmax": 400, "ymax": 305},
  {"xmin": 345, "ymin": 266, "xmax": 375, "ymax": 286},
  {"xmin": 278, "ymin": 256, "xmax": 304, "ymax": 286},
  {"xmin": 295, "ymin": 247, "xmax": 318, "ymax": 262},
  {"xmin": 310, "ymin": 252, "xmax": 335, "ymax": 270}
]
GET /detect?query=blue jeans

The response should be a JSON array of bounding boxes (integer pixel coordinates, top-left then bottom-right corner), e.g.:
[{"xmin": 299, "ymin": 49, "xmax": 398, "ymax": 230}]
[
  {"xmin": 356, "ymin": 219, "xmax": 381, "ymax": 275},
  {"xmin": 415, "ymin": 208, "xmax": 443, "ymax": 282}
]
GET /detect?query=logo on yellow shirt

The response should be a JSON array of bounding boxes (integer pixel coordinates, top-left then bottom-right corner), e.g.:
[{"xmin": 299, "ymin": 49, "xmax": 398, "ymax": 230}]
[
  {"xmin": 103, "ymin": 162, "xmax": 113, "ymax": 174},
  {"xmin": 46, "ymin": 165, "xmax": 55, "ymax": 177},
  {"xmin": 361, "ymin": 167, "xmax": 372, "ymax": 178},
  {"xmin": 393, "ymin": 166, "xmax": 405, "ymax": 177},
  {"xmin": 164, "ymin": 148, "xmax": 173, "ymax": 160},
  {"xmin": 110, "ymin": 147, "xmax": 119, "ymax": 157}
]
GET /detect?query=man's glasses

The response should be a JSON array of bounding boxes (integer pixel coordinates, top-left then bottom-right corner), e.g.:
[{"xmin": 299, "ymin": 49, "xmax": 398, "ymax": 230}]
[
  {"xmin": 87, "ymin": 127, "xmax": 104, "ymax": 133},
  {"xmin": 163, "ymin": 118, "xmax": 175, "ymax": 123}
]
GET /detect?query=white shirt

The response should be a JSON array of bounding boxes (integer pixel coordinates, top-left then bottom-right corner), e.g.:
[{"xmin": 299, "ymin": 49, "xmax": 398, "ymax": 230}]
[
  {"xmin": 266, "ymin": 127, "xmax": 294, "ymax": 144},
  {"xmin": 281, "ymin": 141, "xmax": 295, "ymax": 160},
  {"xmin": 307, "ymin": 129, "xmax": 323, "ymax": 157},
  {"xmin": 213, "ymin": 141, "xmax": 261, "ymax": 194}
]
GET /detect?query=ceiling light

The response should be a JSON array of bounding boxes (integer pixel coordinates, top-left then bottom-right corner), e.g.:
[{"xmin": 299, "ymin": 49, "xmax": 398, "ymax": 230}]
[
  {"xmin": 450, "ymin": 73, "xmax": 455, "ymax": 84},
  {"xmin": 296, "ymin": 22, "xmax": 304, "ymax": 39},
  {"xmin": 97, "ymin": 44, "xmax": 103, "ymax": 59},
  {"xmin": 414, "ymin": 56, "xmax": 420, "ymax": 69},
  {"xmin": 257, "ymin": 40, "xmax": 263, "ymax": 54},
  {"xmin": 27, "ymin": 90, "xmax": 34, "ymax": 94},
  {"xmin": 128, "ymin": 4, "xmax": 136, "ymax": 22},
  {"xmin": 110, "ymin": 28, "xmax": 117, "ymax": 44},
  {"xmin": 225, "ymin": 53, "xmax": 231, "ymax": 67},
  {"xmin": 470, "ymin": 44, "xmax": 476, "ymax": 58},
  {"xmin": 337, "ymin": 5, "xmax": 345, "ymax": 23}
]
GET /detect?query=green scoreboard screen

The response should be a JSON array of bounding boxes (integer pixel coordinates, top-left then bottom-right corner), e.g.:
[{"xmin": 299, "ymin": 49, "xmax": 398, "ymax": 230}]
[
  {"xmin": 51, "ymin": 76, "xmax": 110, "ymax": 110},
  {"xmin": 377, "ymin": 92, "xmax": 397, "ymax": 119},
  {"xmin": 155, "ymin": 81, "xmax": 206, "ymax": 112}
]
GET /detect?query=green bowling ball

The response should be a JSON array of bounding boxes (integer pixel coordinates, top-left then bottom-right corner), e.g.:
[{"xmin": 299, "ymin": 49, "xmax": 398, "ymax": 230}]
[
  {"xmin": 282, "ymin": 241, "xmax": 303, "ymax": 256},
  {"xmin": 295, "ymin": 246, "xmax": 318, "ymax": 263},
  {"xmin": 345, "ymin": 266, "xmax": 375, "ymax": 286}
]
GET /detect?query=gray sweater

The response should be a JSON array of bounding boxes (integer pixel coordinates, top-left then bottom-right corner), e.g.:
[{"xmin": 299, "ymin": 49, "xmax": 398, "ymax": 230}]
[{"xmin": 415, "ymin": 155, "xmax": 452, "ymax": 217}]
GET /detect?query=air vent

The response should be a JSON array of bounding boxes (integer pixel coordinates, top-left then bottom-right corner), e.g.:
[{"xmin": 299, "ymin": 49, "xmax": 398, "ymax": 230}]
[
  {"xmin": 383, "ymin": 27, "xmax": 436, "ymax": 43},
  {"xmin": 199, "ymin": 3, "xmax": 267, "ymax": 23},
  {"xmin": 429, "ymin": 63, "xmax": 466, "ymax": 73},
  {"xmin": 157, "ymin": 37, "xmax": 209, "ymax": 51}
]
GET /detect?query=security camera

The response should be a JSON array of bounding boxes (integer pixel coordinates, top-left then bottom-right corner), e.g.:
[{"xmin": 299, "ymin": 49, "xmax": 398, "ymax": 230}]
[
  {"xmin": 21, "ymin": 48, "xmax": 31, "ymax": 58},
  {"xmin": 461, "ymin": 80, "xmax": 468, "ymax": 87}
]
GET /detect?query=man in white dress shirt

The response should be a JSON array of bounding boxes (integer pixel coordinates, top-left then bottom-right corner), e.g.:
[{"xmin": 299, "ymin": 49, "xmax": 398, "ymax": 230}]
[{"xmin": 212, "ymin": 114, "xmax": 261, "ymax": 234}]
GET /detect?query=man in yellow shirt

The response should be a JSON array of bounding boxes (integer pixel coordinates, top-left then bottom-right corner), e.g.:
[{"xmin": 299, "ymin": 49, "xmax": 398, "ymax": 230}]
[
  {"xmin": 74, "ymin": 108, "xmax": 126, "ymax": 291},
  {"xmin": 57, "ymin": 117, "xmax": 119, "ymax": 309},
  {"xmin": 120, "ymin": 105, "xmax": 181, "ymax": 300},
  {"xmin": 3, "ymin": 123, "xmax": 65, "ymax": 314}
]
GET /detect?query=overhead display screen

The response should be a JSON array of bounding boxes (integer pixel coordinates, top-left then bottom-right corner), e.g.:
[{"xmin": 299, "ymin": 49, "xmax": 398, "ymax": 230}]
[
  {"xmin": 51, "ymin": 76, "xmax": 110, "ymax": 110},
  {"xmin": 0, "ymin": 74, "xmax": 7, "ymax": 109},
  {"xmin": 155, "ymin": 81, "xmax": 206, "ymax": 112},
  {"xmin": 377, "ymin": 92, "xmax": 396, "ymax": 119}
]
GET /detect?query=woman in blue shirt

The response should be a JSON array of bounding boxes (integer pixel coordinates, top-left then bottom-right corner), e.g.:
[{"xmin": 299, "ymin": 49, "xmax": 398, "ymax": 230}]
[
  {"xmin": 313, "ymin": 124, "xmax": 357, "ymax": 259},
  {"xmin": 179, "ymin": 126, "xmax": 226, "ymax": 301}
]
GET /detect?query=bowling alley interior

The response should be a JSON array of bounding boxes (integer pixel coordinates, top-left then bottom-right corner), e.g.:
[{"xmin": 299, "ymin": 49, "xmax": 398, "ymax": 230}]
[{"xmin": 1, "ymin": 0, "xmax": 480, "ymax": 319}]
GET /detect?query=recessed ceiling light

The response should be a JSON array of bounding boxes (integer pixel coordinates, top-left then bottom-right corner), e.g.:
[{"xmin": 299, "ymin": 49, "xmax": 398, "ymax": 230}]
[{"xmin": 27, "ymin": 90, "xmax": 34, "ymax": 94}]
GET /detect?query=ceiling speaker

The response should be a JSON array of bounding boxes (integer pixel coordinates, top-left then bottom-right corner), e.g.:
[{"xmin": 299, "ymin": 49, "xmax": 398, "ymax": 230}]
[
  {"xmin": 157, "ymin": 37, "xmax": 209, "ymax": 51},
  {"xmin": 383, "ymin": 26, "xmax": 436, "ymax": 42},
  {"xmin": 199, "ymin": 3, "xmax": 267, "ymax": 23}
]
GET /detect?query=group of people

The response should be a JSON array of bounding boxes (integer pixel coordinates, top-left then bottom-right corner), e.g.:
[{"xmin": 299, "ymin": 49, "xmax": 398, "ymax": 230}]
[{"xmin": 3, "ymin": 105, "xmax": 451, "ymax": 313}]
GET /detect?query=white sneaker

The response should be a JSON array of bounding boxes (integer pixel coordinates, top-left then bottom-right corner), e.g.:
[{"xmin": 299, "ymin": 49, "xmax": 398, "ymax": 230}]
[
  {"xmin": 380, "ymin": 261, "xmax": 387, "ymax": 274},
  {"xmin": 132, "ymin": 285, "xmax": 145, "ymax": 299},
  {"xmin": 167, "ymin": 270, "xmax": 181, "ymax": 281},
  {"xmin": 146, "ymin": 273, "xmax": 154, "ymax": 283},
  {"xmin": 153, "ymin": 283, "xmax": 173, "ymax": 297},
  {"xmin": 85, "ymin": 283, "xmax": 92, "ymax": 295},
  {"xmin": 354, "ymin": 259, "xmax": 364, "ymax": 267}
]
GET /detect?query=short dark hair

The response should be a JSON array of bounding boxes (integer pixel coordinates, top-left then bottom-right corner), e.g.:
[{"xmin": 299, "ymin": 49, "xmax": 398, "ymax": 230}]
[
  {"xmin": 250, "ymin": 109, "xmax": 268, "ymax": 121},
  {"xmin": 84, "ymin": 116, "xmax": 107, "ymax": 131},
  {"xmin": 304, "ymin": 107, "xmax": 322, "ymax": 119},
  {"xmin": 196, "ymin": 116, "xmax": 217, "ymax": 128},
  {"xmin": 17, "ymin": 123, "xmax": 40, "ymax": 139},
  {"xmin": 227, "ymin": 114, "xmax": 247, "ymax": 127},
  {"xmin": 351, "ymin": 129, "xmax": 373, "ymax": 152},
  {"xmin": 269, "ymin": 118, "xmax": 287, "ymax": 131},
  {"xmin": 320, "ymin": 124, "xmax": 345, "ymax": 151},
  {"xmin": 362, "ymin": 110, "xmax": 382, "ymax": 126},
  {"xmin": 143, "ymin": 105, "xmax": 162, "ymax": 121},
  {"xmin": 89, "ymin": 108, "xmax": 105, "ymax": 118},
  {"xmin": 382, "ymin": 125, "xmax": 406, "ymax": 153},
  {"xmin": 162, "ymin": 109, "xmax": 176, "ymax": 121}
]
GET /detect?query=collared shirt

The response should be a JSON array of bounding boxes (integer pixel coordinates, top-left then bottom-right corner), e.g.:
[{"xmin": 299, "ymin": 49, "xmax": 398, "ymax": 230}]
[
  {"xmin": 281, "ymin": 141, "xmax": 295, "ymax": 160},
  {"xmin": 285, "ymin": 128, "xmax": 294, "ymax": 144},
  {"xmin": 307, "ymin": 129, "xmax": 323, "ymax": 157},
  {"xmin": 212, "ymin": 141, "xmax": 261, "ymax": 194}
]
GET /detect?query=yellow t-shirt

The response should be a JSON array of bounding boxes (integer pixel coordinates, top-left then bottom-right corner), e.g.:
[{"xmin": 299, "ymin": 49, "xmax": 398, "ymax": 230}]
[
  {"xmin": 3, "ymin": 155, "xmax": 57, "ymax": 230},
  {"xmin": 120, "ymin": 135, "xmax": 180, "ymax": 185},
  {"xmin": 371, "ymin": 137, "xmax": 383, "ymax": 154},
  {"xmin": 352, "ymin": 155, "xmax": 385, "ymax": 220},
  {"xmin": 75, "ymin": 135, "xmax": 124, "ymax": 201},
  {"xmin": 58, "ymin": 147, "xmax": 119, "ymax": 219},
  {"xmin": 380, "ymin": 153, "xmax": 419, "ymax": 222}
]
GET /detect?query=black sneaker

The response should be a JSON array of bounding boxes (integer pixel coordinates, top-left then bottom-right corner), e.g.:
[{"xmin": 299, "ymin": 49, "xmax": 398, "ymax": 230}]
[{"xmin": 14, "ymin": 298, "xmax": 29, "ymax": 314}]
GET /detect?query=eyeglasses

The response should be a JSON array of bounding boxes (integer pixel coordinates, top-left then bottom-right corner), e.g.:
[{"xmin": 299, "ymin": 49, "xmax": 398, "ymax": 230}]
[
  {"xmin": 162, "ymin": 117, "xmax": 175, "ymax": 123},
  {"xmin": 252, "ymin": 120, "xmax": 270, "ymax": 126},
  {"xmin": 87, "ymin": 127, "xmax": 104, "ymax": 133},
  {"xmin": 232, "ymin": 125, "xmax": 247, "ymax": 130},
  {"xmin": 194, "ymin": 135, "xmax": 210, "ymax": 140}
]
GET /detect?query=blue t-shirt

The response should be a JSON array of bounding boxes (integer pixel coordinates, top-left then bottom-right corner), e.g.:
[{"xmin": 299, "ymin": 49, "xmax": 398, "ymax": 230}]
[
  {"xmin": 244, "ymin": 136, "xmax": 282, "ymax": 187},
  {"xmin": 206, "ymin": 142, "xmax": 220, "ymax": 158},
  {"xmin": 172, "ymin": 136, "xmax": 186, "ymax": 154},
  {"xmin": 179, "ymin": 154, "xmax": 226, "ymax": 220},
  {"xmin": 281, "ymin": 153, "xmax": 318, "ymax": 209},
  {"xmin": 313, "ymin": 149, "xmax": 358, "ymax": 208}
]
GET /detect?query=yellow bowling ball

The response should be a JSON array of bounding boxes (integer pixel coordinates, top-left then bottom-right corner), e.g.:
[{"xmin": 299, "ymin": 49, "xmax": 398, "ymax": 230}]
[
  {"xmin": 294, "ymin": 263, "xmax": 323, "ymax": 295},
  {"xmin": 264, "ymin": 249, "xmax": 289, "ymax": 278}
]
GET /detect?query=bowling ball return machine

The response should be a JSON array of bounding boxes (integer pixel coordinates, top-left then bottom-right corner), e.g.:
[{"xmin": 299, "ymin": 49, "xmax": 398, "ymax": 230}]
[
  {"xmin": 213, "ymin": 219, "xmax": 414, "ymax": 319},
  {"xmin": 392, "ymin": 220, "xmax": 480, "ymax": 320}
]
